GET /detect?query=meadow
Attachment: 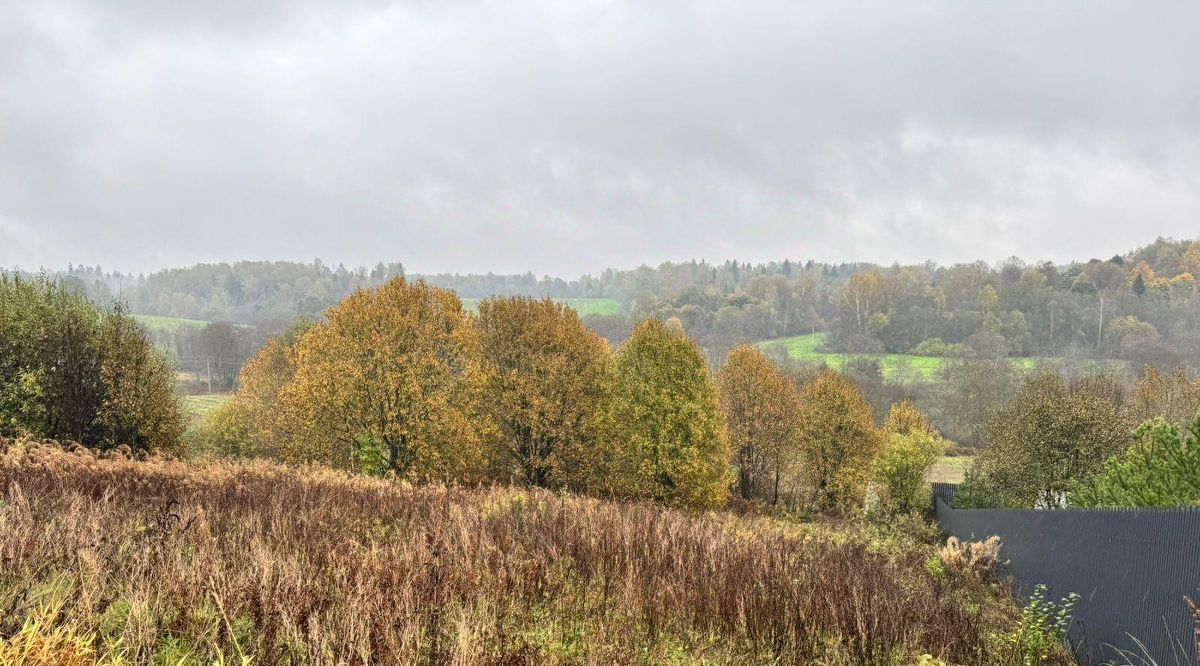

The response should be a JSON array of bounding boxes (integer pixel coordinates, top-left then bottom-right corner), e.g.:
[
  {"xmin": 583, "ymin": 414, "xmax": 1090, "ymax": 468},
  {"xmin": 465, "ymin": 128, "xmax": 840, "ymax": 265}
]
[
  {"xmin": 758, "ymin": 334, "xmax": 1063, "ymax": 381},
  {"xmin": 0, "ymin": 440, "xmax": 1037, "ymax": 665},
  {"xmin": 182, "ymin": 394, "xmax": 233, "ymax": 419},
  {"xmin": 131, "ymin": 314, "xmax": 213, "ymax": 332}
]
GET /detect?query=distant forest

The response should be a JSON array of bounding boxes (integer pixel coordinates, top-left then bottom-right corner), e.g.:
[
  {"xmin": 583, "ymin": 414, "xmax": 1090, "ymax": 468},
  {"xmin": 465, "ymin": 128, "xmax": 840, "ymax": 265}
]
[{"xmin": 21, "ymin": 236, "xmax": 1200, "ymax": 375}]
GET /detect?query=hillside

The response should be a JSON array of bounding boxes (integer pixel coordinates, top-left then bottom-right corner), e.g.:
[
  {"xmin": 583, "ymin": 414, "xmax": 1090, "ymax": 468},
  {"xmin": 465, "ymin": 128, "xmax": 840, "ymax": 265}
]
[{"xmin": 0, "ymin": 440, "xmax": 1032, "ymax": 665}]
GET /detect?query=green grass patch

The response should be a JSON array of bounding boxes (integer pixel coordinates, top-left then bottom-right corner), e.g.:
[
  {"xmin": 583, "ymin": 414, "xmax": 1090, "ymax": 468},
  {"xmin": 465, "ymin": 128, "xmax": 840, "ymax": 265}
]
[
  {"xmin": 132, "ymin": 314, "xmax": 211, "ymax": 332},
  {"xmin": 755, "ymin": 333, "xmax": 1116, "ymax": 382},
  {"xmin": 460, "ymin": 297, "xmax": 620, "ymax": 317},
  {"xmin": 182, "ymin": 394, "xmax": 231, "ymax": 419},
  {"xmin": 757, "ymin": 333, "xmax": 949, "ymax": 381}
]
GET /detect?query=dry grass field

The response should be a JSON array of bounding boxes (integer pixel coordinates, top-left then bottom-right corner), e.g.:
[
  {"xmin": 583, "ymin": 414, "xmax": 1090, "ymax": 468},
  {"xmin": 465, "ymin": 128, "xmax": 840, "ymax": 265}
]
[{"xmin": 0, "ymin": 440, "xmax": 1042, "ymax": 665}]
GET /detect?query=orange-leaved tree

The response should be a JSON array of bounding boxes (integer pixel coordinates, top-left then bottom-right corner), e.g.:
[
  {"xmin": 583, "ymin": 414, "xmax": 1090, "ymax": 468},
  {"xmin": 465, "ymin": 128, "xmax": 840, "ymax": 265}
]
[
  {"xmin": 275, "ymin": 278, "xmax": 487, "ymax": 481},
  {"xmin": 601, "ymin": 319, "xmax": 730, "ymax": 509},
  {"xmin": 717, "ymin": 344, "xmax": 801, "ymax": 504},
  {"xmin": 795, "ymin": 371, "xmax": 882, "ymax": 511},
  {"xmin": 476, "ymin": 297, "xmax": 611, "ymax": 488},
  {"xmin": 202, "ymin": 319, "xmax": 313, "ymax": 458}
]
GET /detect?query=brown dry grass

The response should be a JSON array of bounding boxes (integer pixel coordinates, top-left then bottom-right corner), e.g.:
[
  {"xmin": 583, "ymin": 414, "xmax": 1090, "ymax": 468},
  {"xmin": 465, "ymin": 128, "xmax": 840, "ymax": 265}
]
[{"xmin": 0, "ymin": 439, "xmax": 1024, "ymax": 665}]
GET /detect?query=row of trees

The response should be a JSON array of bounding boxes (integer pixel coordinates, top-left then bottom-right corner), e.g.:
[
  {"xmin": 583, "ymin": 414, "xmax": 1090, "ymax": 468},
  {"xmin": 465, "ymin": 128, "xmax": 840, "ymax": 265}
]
[
  {"xmin": 958, "ymin": 365, "xmax": 1200, "ymax": 509},
  {"xmin": 0, "ymin": 274, "xmax": 184, "ymax": 451},
  {"xmin": 41, "ymin": 238, "xmax": 1200, "ymax": 374},
  {"xmin": 203, "ymin": 277, "xmax": 944, "ymax": 512}
]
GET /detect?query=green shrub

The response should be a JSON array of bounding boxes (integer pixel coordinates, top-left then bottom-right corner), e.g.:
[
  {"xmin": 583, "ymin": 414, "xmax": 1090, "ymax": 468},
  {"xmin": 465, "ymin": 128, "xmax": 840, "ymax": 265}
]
[
  {"xmin": 870, "ymin": 431, "xmax": 944, "ymax": 515},
  {"xmin": 995, "ymin": 584, "xmax": 1079, "ymax": 666},
  {"xmin": 0, "ymin": 274, "xmax": 184, "ymax": 452},
  {"xmin": 1069, "ymin": 416, "xmax": 1200, "ymax": 508}
]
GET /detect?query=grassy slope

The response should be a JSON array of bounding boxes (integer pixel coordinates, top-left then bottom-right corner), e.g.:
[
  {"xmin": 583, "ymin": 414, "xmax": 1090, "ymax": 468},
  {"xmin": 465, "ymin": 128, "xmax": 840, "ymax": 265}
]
[
  {"xmin": 0, "ymin": 442, "xmax": 1027, "ymax": 665},
  {"xmin": 131, "ymin": 314, "xmax": 212, "ymax": 332},
  {"xmin": 460, "ymin": 297, "xmax": 621, "ymax": 316},
  {"xmin": 182, "ymin": 393, "xmax": 232, "ymax": 419},
  {"xmin": 758, "ymin": 333, "xmax": 1042, "ymax": 381}
]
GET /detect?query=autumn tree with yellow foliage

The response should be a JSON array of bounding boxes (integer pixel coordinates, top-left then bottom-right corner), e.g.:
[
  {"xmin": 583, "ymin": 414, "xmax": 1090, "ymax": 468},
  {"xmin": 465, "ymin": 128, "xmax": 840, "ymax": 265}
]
[
  {"xmin": 717, "ymin": 345, "xmax": 800, "ymax": 504},
  {"xmin": 871, "ymin": 401, "xmax": 944, "ymax": 515},
  {"xmin": 882, "ymin": 400, "xmax": 938, "ymax": 438},
  {"xmin": 222, "ymin": 279, "xmax": 488, "ymax": 481},
  {"xmin": 476, "ymin": 297, "xmax": 610, "ymax": 488},
  {"xmin": 601, "ymin": 320, "xmax": 730, "ymax": 509},
  {"xmin": 795, "ymin": 371, "xmax": 882, "ymax": 511},
  {"xmin": 199, "ymin": 319, "xmax": 313, "ymax": 458},
  {"xmin": 1133, "ymin": 365, "xmax": 1200, "ymax": 426}
]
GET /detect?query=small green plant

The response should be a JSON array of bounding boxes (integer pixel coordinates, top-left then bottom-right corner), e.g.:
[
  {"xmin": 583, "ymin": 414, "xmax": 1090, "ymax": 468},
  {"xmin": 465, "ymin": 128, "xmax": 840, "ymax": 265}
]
[{"xmin": 996, "ymin": 584, "xmax": 1079, "ymax": 665}]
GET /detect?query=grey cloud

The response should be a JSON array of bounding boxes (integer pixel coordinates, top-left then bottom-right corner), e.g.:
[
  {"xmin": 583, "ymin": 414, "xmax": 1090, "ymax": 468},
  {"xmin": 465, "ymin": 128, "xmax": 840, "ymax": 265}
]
[{"xmin": 1, "ymin": 0, "xmax": 1199, "ymax": 276}]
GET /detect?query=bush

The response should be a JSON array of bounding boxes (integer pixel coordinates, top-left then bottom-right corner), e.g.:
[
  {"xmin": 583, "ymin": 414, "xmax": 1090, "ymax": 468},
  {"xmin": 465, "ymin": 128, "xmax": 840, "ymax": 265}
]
[
  {"xmin": 965, "ymin": 371, "xmax": 1130, "ymax": 508},
  {"xmin": 997, "ymin": 584, "xmax": 1080, "ymax": 666},
  {"xmin": 1069, "ymin": 416, "xmax": 1200, "ymax": 508},
  {"xmin": 0, "ymin": 274, "xmax": 184, "ymax": 452},
  {"xmin": 871, "ymin": 431, "xmax": 944, "ymax": 515},
  {"xmin": 938, "ymin": 536, "xmax": 1003, "ymax": 582}
]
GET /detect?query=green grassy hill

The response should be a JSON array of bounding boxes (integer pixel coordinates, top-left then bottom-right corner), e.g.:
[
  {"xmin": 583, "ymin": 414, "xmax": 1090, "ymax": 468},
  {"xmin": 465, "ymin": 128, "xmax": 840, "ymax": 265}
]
[
  {"xmin": 757, "ymin": 333, "xmax": 1038, "ymax": 381},
  {"xmin": 132, "ymin": 314, "xmax": 211, "ymax": 332}
]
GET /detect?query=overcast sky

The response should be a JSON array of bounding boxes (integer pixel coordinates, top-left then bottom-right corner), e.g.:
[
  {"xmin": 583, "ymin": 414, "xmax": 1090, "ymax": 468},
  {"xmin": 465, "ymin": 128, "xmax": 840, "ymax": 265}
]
[{"xmin": 2, "ymin": 1, "xmax": 1199, "ymax": 276}]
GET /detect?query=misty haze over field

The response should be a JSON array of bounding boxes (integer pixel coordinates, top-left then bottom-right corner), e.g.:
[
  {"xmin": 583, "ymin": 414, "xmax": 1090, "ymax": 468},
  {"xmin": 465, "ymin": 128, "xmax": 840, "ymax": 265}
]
[{"xmin": 2, "ymin": 1, "xmax": 1199, "ymax": 275}]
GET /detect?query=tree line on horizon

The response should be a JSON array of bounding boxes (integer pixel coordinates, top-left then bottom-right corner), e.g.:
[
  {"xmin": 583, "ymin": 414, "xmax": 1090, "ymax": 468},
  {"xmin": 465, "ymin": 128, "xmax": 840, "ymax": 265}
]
[{"xmin": 24, "ymin": 237, "xmax": 1200, "ymax": 375}]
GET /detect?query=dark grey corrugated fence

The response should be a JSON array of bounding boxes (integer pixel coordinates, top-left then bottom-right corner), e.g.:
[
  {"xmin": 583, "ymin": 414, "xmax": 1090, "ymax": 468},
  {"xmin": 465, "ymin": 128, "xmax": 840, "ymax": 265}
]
[{"xmin": 932, "ymin": 483, "xmax": 1200, "ymax": 665}]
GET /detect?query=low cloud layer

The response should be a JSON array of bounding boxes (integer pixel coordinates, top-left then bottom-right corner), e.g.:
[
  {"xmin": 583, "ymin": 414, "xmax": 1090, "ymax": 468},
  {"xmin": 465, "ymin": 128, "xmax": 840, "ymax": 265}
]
[{"xmin": 2, "ymin": 1, "xmax": 1199, "ymax": 275}]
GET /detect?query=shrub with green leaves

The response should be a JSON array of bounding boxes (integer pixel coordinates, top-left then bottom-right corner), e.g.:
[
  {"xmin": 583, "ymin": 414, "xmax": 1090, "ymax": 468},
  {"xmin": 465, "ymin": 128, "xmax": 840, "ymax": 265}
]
[
  {"xmin": 0, "ymin": 273, "xmax": 184, "ymax": 452},
  {"xmin": 996, "ymin": 584, "xmax": 1079, "ymax": 666},
  {"xmin": 870, "ymin": 431, "xmax": 944, "ymax": 515},
  {"xmin": 1069, "ymin": 416, "xmax": 1200, "ymax": 508}
]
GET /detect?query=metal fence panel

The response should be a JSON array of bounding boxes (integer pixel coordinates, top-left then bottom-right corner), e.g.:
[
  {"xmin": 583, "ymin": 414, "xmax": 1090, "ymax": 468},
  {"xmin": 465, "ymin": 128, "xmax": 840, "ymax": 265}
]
[{"xmin": 933, "ymin": 486, "xmax": 1200, "ymax": 665}]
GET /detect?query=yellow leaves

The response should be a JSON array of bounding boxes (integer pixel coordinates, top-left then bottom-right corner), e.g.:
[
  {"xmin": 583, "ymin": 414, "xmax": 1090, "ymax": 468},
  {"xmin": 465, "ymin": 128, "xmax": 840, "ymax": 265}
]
[
  {"xmin": 883, "ymin": 400, "xmax": 938, "ymax": 438},
  {"xmin": 717, "ymin": 345, "xmax": 801, "ymax": 502},
  {"xmin": 476, "ymin": 297, "xmax": 610, "ymax": 488},
  {"xmin": 795, "ymin": 371, "xmax": 882, "ymax": 512},
  {"xmin": 230, "ymin": 278, "xmax": 487, "ymax": 481},
  {"xmin": 603, "ymin": 320, "xmax": 730, "ymax": 509}
]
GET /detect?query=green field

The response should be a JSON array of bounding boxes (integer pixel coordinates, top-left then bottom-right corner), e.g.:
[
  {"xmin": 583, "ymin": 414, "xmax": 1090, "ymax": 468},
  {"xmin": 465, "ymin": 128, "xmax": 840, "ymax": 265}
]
[
  {"xmin": 758, "ymin": 333, "xmax": 953, "ymax": 380},
  {"xmin": 182, "ymin": 393, "xmax": 231, "ymax": 419},
  {"xmin": 132, "ymin": 314, "xmax": 211, "ymax": 332},
  {"xmin": 460, "ymin": 297, "xmax": 621, "ymax": 317},
  {"xmin": 757, "ymin": 333, "xmax": 1042, "ymax": 381}
]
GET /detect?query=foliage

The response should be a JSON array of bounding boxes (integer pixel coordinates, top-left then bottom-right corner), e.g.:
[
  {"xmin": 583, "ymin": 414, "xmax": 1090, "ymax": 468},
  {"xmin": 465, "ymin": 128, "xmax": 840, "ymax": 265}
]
[
  {"xmin": 1069, "ymin": 416, "xmax": 1200, "ymax": 508},
  {"xmin": 601, "ymin": 320, "xmax": 731, "ymax": 509},
  {"xmin": 277, "ymin": 278, "xmax": 487, "ymax": 481},
  {"xmin": 717, "ymin": 345, "xmax": 801, "ymax": 503},
  {"xmin": 0, "ymin": 274, "xmax": 184, "ymax": 452},
  {"xmin": 995, "ymin": 585, "xmax": 1080, "ymax": 666},
  {"xmin": 872, "ymin": 431, "xmax": 944, "ymax": 515},
  {"xmin": 963, "ymin": 371, "xmax": 1131, "ymax": 508},
  {"xmin": 938, "ymin": 536, "xmax": 1002, "ymax": 582},
  {"xmin": 1132, "ymin": 365, "xmax": 1200, "ymax": 426},
  {"xmin": 795, "ymin": 371, "xmax": 883, "ymax": 511},
  {"xmin": 884, "ymin": 399, "xmax": 939, "ymax": 438},
  {"xmin": 475, "ymin": 296, "xmax": 611, "ymax": 488},
  {"xmin": 211, "ymin": 319, "xmax": 313, "ymax": 459}
]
